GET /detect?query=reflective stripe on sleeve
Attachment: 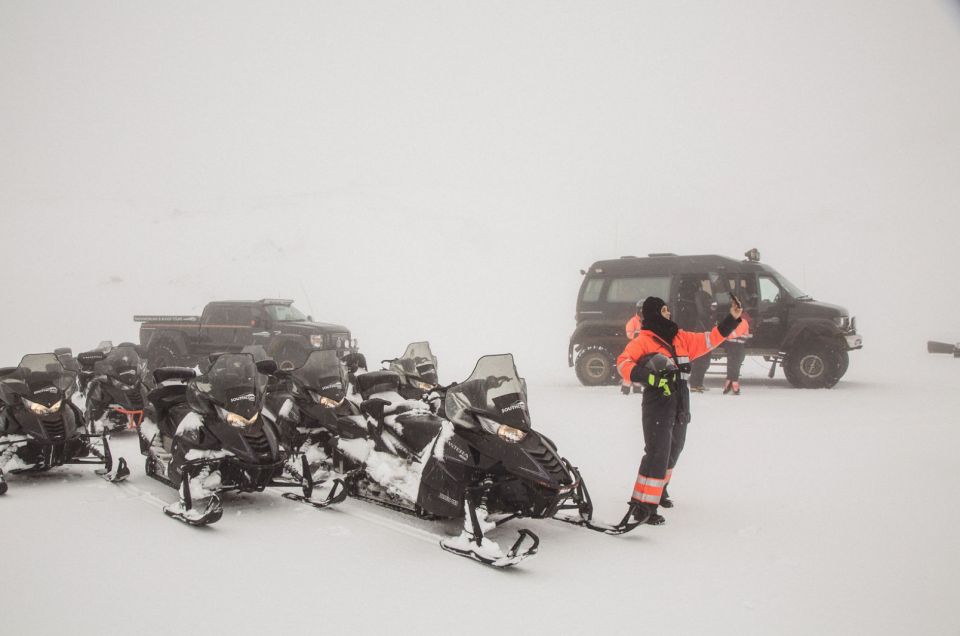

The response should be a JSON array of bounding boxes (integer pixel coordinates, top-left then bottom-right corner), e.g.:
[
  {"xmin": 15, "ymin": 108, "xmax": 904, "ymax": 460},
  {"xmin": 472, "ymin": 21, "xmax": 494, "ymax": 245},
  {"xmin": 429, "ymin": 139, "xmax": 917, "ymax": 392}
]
[{"xmin": 704, "ymin": 333, "xmax": 713, "ymax": 350}]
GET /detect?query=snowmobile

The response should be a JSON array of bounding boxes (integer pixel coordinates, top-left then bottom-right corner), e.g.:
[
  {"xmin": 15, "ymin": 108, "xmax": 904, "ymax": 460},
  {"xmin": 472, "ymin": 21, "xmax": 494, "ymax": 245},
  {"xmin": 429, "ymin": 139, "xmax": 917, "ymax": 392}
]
[
  {"xmin": 78, "ymin": 344, "xmax": 151, "ymax": 433},
  {"xmin": 0, "ymin": 353, "xmax": 130, "ymax": 495},
  {"xmin": 331, "ymin": 354, "xmax": 643, "ymax": 568},
  {"xmin": 260, "ymin": 348, "xmax": 358, "ymax": 497},
  {"xmin": 139, "ymin": 352, "xmax": 346, "ymax": 526}
]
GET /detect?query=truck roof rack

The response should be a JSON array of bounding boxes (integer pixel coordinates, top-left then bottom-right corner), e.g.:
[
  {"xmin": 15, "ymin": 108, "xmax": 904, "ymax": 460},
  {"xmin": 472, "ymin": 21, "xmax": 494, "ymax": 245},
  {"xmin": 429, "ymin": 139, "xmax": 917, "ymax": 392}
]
[
  {"xmin": 647, "ymin": 253, "xmax": 678, "ymax": 257},
  {"xmin": 258, "ymin": 298, "xmax": 294, "ymax": 305}
]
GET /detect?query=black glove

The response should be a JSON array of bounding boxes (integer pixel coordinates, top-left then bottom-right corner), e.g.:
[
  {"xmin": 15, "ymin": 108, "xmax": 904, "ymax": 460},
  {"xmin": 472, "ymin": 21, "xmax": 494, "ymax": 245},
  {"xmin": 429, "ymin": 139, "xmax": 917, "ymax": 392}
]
[{"xmin": 717, "ymin": 313, "xmax": 742, "ymax": 338}]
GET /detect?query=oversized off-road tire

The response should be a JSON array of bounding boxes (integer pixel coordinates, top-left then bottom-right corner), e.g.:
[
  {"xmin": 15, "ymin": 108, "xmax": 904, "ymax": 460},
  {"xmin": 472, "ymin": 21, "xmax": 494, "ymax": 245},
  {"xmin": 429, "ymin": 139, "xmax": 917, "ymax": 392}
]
[
  {"xmin": 784, "ymin": 341, "xmax": 844, "ymax": 389},
  {"xmin": 574, "ymin": 347, "xmax": 618, "ymax": 386}
]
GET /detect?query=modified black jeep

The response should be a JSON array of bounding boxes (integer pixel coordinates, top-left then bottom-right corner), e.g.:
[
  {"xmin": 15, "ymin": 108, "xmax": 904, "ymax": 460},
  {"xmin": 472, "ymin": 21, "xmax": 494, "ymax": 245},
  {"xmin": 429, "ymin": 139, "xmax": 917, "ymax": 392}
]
[{"xmin": 568, "ymin": 250, "xmax": 863, "ymax": 389}]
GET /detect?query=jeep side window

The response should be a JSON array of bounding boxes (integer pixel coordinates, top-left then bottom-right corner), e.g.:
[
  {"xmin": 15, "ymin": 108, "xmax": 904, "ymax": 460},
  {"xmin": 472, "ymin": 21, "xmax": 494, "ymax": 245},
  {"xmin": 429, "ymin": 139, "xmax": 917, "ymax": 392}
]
[
  {"xmin": 581, "ymin": 278, "xmax": 604, "ymax": 303},
  {"xmin": 606, "ymin": 276, "xmax": 671, "ymax": 304},
  {"xmin": 205, "ymin": 306, "xmax": 229, "ymax": 325},
  {"xmin": 758, "ymin": 275, "xmax": 782, "ymax": 304}
]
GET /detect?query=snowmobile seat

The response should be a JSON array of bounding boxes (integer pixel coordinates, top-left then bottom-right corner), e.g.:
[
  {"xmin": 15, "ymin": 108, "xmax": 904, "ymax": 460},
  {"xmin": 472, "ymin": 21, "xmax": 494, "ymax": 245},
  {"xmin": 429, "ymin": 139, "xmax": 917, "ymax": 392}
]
[
  {"xmin": 0, "ymin": 367, "xmax": 17, "ymax": 379},
  {"xmin": 393, "ymin": 412, "xmax": 445, "ymax": 454},
  {"xmin": 148, "ymin": 384, "xmax": 191, "ymax": 426},
  {"xmin": 153, "ymin": 367, "xmax": 197, "ymax": 385},
  {"xmin": 355, "ymin": 371, "xmax": 401, "ymax": 400}
]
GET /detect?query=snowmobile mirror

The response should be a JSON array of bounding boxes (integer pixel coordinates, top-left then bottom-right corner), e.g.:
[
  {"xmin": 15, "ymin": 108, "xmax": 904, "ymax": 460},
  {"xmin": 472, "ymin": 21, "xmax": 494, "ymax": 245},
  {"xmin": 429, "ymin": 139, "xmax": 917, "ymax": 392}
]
[
  {"xmin": 77, "ymin": 350, "xmax": 107, "ymax": 369},
  {"xmin": 256, "ymin": 359, "xmax": 278, "ymax": 376}
]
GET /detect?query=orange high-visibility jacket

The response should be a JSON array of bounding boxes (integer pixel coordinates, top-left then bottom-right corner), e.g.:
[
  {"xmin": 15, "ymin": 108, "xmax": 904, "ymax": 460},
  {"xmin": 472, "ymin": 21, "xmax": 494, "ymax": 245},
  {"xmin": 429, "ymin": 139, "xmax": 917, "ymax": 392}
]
[
  {"xmin": 625, "ymin": 315, "xmax": 642, "ymax": 339},
  {"xmin": 728, "ymin": 313, "xmax": 751, "ymax": 343},
  {"xmin": 617, "ymin": 324, "xmax": 732, "ymax": 383}
]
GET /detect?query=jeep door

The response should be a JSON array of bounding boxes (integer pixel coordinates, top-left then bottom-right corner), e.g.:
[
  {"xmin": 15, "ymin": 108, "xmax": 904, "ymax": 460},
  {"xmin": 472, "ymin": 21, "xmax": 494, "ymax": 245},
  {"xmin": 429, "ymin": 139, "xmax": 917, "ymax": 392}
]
[
  {"xmin": 199, "ymin": 305, "xmax": 242, "ymax": 354},
  {"xmin": 752, "ymin": 274, "xmax": 790, "ymax": 349}
]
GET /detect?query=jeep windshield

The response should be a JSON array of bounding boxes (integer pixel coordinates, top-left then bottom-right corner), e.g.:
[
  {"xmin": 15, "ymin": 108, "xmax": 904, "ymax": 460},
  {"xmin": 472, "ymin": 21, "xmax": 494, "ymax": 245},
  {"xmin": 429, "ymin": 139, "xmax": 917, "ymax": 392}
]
[
  {"xmin": 264, "ymin": 304, "xmax": 308, "ymax": 322},
  {"xmin": 769, "ymin": 268, "xmax": 812, "ymax": 301},
  {"xmin": 445, "ymin": 354, "xmax": 531, "ymax": 430}
]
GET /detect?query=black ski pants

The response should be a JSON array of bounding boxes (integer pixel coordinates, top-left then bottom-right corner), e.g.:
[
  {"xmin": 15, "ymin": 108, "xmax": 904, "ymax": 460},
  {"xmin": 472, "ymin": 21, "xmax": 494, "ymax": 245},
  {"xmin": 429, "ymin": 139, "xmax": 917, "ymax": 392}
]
[
  {"xmin": 725, "ymin": 341, "xmax": 746, "ymax": 381},
  {"xmin": 638, "ymin": 390, "xmax": 689, "ymax": 480},
  {"xmin": 688, "ymin": 354, "xmax": 710, "ymax": 388}
]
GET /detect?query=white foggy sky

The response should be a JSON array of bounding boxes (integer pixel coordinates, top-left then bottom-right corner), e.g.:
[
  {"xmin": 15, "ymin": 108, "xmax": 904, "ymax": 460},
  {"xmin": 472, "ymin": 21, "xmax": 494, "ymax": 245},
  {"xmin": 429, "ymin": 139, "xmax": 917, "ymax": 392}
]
[{"xmin": 1, "ymin": 1, "xmax": 959, "ymax": 379}]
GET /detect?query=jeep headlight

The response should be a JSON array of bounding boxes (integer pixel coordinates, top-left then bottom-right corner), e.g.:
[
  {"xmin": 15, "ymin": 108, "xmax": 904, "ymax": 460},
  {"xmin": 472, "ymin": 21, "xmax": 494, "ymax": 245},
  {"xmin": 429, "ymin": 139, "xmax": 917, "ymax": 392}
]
[
  {"xmin": 216, "ymin": 406, "xmax": 258, "ymax": 428},
  {"xmin": 310, "ymin": 335, "xmax": 325, "ymax": 347},
  {"xmin": 23, "ymin": 397, "xmax": 62, "ymax": 415},
  {"xmin": 477, "ymin": 415, "xmax": 527, "ymax": 444},
  {"xmin": 835, "ymin": 316, "xmax": 851, "ymax": 331}
]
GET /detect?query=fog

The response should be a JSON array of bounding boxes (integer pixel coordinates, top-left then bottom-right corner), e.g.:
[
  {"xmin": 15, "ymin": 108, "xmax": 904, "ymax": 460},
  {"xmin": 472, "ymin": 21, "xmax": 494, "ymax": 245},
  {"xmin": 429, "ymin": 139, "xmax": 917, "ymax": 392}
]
[{"xmin": 2, "ymin": 0, "xmax": 959, "ymax": 379}]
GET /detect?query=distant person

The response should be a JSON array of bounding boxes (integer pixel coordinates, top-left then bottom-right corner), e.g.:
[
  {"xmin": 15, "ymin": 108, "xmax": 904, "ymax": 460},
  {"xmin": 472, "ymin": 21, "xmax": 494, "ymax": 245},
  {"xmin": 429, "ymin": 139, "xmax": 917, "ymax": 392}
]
[
  {"xmin": 621, "ymin": 300, "xmax": 644, "ymax": 395},
  {"xmin": 676, "ymin": 280, "xmax": 715, "ymax": 392},
  {"xmin": 616, "ymin": 295, "xmax": 743, "ymax": 525},
  {"xmin": 723, "ymin": 309, "xmax": 751, "ymax": 395}
]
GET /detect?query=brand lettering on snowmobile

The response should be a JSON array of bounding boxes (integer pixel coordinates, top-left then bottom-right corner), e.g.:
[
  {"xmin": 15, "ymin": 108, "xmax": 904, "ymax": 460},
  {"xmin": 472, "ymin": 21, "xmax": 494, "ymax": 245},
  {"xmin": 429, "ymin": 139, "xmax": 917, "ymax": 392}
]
[
  {"xmin": 34, "ymin": 386, "xmax": 59, "ymax": 394},
  {"xmin": 230, "ymin": 393, "xmax": 256, "ymax": 403},
  {"xmin": 438, "ymin": 492, "xmax": 458, "ymax": 506},
  {"xmin": 446, "ymin": 442, "xmax": 468, "ymax": 462},
  {"xmin": 501, "ymin": 401, "xmax": 526, "ymax": 414},
  {"xmin": 322, "ymin": 382, "xmax": 340, "ymax": 391}
]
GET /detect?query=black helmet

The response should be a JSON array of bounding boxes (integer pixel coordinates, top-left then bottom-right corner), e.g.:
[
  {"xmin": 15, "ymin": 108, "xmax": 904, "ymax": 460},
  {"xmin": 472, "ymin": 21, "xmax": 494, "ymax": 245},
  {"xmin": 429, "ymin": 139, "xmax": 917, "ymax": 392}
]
[{"xmin": 638, "ymin": 353, "xmax": 677, "ymax": 374}]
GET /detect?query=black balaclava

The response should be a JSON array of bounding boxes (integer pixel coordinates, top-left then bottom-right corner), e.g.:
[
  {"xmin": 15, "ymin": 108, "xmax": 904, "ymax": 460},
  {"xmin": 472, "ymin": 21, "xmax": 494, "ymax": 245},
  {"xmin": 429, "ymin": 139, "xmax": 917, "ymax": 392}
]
[{"xmin": 641, "ymin": 296, "xmax": 679, "ymax": 343}]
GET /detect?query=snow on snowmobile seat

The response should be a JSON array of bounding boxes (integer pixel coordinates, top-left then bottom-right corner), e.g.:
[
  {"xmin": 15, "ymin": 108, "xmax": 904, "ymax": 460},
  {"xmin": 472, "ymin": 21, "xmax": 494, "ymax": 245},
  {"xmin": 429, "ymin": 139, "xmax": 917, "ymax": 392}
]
[
  {"xmin": 152, "ymin": 367, "xmax": 197, "ymax": 385},
  {"xmin": 393, "ymin": 412, "xmax": 445, "ymax": 454},
  {"xmin": 356, "ymin": 370, "xmax": 401, "ymax": 400}
]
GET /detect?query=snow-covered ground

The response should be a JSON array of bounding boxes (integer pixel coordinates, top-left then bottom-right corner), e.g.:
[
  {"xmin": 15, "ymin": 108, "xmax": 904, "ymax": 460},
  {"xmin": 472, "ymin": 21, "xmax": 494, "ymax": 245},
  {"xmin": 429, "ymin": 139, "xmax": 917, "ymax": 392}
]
[{"xmin": 5, "ymin": 349, "xmax": 958, "ymax": 635}]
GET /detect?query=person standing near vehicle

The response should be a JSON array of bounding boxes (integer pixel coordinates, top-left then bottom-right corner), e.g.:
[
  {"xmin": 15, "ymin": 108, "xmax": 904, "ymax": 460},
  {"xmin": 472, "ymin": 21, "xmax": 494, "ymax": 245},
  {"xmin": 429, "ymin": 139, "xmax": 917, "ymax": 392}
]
[
  {"xmin": 676, "ymin": 280, "xmax": 716, "ymax": 392},
  {"xmin": 617, "ymin": 295, "xmax": 743, "ymax": 525},
  {"xmin": 621, "ymin": 301, "xmax": 644, "ymax": 395},
  {"xmin": 723, "ymin": 311, "xmax": 751, "ymax": 395}
]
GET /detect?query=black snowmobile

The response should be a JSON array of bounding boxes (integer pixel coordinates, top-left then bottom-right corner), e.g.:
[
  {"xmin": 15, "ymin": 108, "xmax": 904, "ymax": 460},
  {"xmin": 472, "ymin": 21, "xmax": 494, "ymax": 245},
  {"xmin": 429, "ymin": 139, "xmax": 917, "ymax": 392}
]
[
  {"xmin": 261, "ymin": 348, "xmax": 361, "ymax": 504},
  {"xmin": 78, "ymin": 344, "xmax": 150, "ymax": 434},
  {"xmin": 332, "ymin": 354, "xmax": 642, "ymax": 568},
  {"xmin": 139, "ymin": 352, "xmax": 346, "ymax": 526},
  {"xmin": 0, "ymin": 353, "xmax": 130, "ymax": 494}
]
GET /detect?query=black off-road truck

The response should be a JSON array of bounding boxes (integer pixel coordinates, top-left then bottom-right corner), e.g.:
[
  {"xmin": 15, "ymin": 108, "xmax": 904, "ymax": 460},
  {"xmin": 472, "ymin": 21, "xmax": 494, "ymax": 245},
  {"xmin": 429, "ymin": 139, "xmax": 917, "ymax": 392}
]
[
  {"xmin": 569, "ymin": 250, "xmax": 863, "ymax": 389},
  {"xmin": 135, "ymin": 299, "xmax": 361, "ymax": 370}
]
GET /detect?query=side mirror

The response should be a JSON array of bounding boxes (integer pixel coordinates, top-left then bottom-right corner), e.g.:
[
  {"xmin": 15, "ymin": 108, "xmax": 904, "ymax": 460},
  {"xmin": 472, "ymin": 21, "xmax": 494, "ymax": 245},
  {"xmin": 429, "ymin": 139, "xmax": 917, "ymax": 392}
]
[
  {"xmin": 77, "ymin": 350, "xmax": 107, "ymax": 369},
  {"xmin": 256, "ymin": 359, "xmax": 278, "ymax": 376}
]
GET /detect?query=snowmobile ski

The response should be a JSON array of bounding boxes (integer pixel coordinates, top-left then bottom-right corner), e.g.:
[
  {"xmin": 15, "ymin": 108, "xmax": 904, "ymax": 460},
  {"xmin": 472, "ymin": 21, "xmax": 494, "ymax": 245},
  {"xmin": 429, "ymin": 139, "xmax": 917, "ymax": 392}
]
[
  {"xmin": 162, "ymin": 495, "xmax": 224, "ymax": 527},
  {"xmin": 439, "ymin": 529, "xmax": 539, "ymax": 568},
  {"xmin": 281, "ymin": 478, "xmax": 348, "ymax": 509},
  {"xmin": 95, "ymin": 456, "xmax": 130, "ymax": 483},
  {"xmin": 552, "ymin": 511, "xmax": 643, "ymax": 535}
]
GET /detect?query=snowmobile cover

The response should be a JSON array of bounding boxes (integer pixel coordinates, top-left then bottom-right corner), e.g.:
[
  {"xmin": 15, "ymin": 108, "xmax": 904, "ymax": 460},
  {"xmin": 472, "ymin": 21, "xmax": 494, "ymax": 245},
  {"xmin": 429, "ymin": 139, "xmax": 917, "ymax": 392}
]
[{"xmin": 445, "ymin": 354, "xmax": 531, "ymax": 430}]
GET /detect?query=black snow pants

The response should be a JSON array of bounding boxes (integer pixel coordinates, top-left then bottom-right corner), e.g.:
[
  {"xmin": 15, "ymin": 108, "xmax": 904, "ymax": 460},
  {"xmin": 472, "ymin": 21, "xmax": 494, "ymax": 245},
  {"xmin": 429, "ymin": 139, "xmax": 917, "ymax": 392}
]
[
  {"xmin": 688, "ymin": 355, "xmax": 709, "ymax": 388},
  {"xmin": 636, "ymin": 383, "xmax": 689, "ymax": 487},
  {"xmin": 725, "ymin": 341, "xmax": 746, "ymax": 381}
]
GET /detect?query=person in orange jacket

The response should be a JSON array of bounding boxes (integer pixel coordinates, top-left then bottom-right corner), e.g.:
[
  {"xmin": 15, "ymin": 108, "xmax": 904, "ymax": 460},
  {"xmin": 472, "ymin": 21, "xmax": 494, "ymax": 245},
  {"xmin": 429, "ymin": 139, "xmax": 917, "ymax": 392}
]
[
  {"xmin": 621, "ymin": 300, "xmax": 644, "ymax": 395},
  {"xmin": 723, "ymin": 311, "xmax": 751, "ymax": 394},
  {"xmin": 616, "ymin": 294, "xmax": 743, "ymax": 525}
]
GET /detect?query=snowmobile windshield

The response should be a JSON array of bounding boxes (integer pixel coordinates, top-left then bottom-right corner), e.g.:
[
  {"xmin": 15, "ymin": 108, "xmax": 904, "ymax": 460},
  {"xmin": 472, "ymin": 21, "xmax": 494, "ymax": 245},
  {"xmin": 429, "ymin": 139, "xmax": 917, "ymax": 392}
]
[
  {"xmin": 15, "ymin": 353, "xmax": 75, "ymax": 398},
  {"xmin": 264, "ymin": 304, "xmax": 307, "ymax": 322},
  {"xmin": 93, "ymin": 345, "xmax": 141, "ymax": 385},
  {"xmin": 292, "ymin": 350, "xmax": 347, "ymax": 401},
  {"xmin": 200, "ymin": 354, "xmax": 266, "ymax": 420},
  {"xmin": 444, "ymin": 354, "xmax": 531, "ymax": 430},
  {"xmin": 390, "ymin": 341, "xmax": 439, "ymax": 385}
]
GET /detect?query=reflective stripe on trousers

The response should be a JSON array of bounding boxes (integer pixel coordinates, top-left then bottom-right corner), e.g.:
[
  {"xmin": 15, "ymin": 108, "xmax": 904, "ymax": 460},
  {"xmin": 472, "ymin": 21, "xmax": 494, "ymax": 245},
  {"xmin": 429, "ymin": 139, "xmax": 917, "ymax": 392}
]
[{"xmin": 632, "ymin": 472, "xmax": 666, "ymax": 504}]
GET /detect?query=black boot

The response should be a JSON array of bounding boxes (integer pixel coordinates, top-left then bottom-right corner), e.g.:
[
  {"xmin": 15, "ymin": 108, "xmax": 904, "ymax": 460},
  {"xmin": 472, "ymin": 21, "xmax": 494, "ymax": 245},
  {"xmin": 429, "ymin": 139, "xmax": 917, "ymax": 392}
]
[
  {"xmin": 660, "ymin": 485, "xmax": 673, "ymax": 508},
  {"xmin": 646, "ymin": 505, "xmax": 666, "ymax": 525},
  {"xmin": 628, "ymin": 501, "xmax": 653, "ymax": 525}
]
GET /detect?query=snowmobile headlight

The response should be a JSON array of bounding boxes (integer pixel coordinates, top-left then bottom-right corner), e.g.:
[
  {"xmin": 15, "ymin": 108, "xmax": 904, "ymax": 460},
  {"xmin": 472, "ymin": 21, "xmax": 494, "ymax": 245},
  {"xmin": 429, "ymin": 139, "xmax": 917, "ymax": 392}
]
[
  {"xmin": 319, "ymin": 396, "xmax": 342, "ymax": 408},
  {"xmin": 217, "ymin": 406, "xmax": 259, "ymax": 428},
  {"xmin": 23, "ymin": 397, "xmax": 62, "ymax": 415},
  {"xmin": 497, "ymin": 425, "xmax": 527, "ymax": 443},
  {"xmin": 477, "ymin": 415, "xmax": 527, "ymax": 444},
  {"xmin": 411, "ymin": 380, "xmax": 436, "ymax": 391}
]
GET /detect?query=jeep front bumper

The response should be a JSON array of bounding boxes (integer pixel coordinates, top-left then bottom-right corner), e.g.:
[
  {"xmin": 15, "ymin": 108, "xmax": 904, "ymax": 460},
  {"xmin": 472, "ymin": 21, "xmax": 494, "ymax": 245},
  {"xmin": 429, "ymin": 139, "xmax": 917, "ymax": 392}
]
[{"xmin": 845, "ymin": 333, "xmax": 863, "ymax": 350}]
